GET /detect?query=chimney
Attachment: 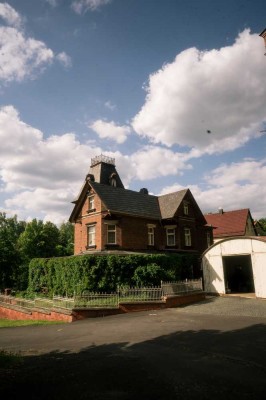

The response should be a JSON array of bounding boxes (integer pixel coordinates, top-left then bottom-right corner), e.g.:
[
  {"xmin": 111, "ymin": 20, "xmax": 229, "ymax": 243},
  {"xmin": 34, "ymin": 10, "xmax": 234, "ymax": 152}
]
[
  {"xmin": 218, "ymin": 207, "xmax": 223, "ymax": 214},
  {"xmin": 139, "ymin": 188, "xmax": 148, "ymax": 194}
]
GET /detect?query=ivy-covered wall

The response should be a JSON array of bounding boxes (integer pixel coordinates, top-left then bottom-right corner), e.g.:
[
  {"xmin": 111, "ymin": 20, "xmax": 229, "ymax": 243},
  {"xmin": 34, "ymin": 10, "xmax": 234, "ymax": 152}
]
[{"xmin": 28, "ymin": 253, "xmax": 198, "ymax": 297}]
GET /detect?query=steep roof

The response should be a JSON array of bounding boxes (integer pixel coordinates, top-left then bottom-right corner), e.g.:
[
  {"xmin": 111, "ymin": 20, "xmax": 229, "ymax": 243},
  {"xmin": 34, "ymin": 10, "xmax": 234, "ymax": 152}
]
[
  {"xmin": 158, "ymin": 189, "xmax": 188, "ymax": 219},
  {"xmin": 204, "ymin": 209, "xmax": 251, "ymax": 238},
  {"xmin": 70, "ymin": 179, "xmax": 205, "ymax": 223},
  {"xmin": 90, "ymin": 181, "xmax": 161, "ymax": 220}
]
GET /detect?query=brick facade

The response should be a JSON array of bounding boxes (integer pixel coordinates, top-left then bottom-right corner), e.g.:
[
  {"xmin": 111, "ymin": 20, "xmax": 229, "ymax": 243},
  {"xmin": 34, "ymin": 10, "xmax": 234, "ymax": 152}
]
[{"xmin": 69, "ymin": 156, "xmax": 213, "ymax": 256}]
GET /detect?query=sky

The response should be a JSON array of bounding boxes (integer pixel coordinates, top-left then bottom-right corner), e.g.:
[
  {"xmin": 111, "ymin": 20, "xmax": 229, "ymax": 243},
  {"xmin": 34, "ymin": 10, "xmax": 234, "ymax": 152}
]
[{"xmin": 0, "ymin": 0, "xmax": 265, "ymax": 225}]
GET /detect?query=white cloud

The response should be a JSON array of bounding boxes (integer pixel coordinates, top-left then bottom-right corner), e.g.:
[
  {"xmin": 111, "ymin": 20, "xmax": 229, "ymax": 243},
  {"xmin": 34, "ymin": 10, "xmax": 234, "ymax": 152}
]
[
  {"xmin": 89, "ymin": 119, "xmax": 130, "ymax": 144},
  {"xmin": 0, "ymin": 2, "xmax": 22, "ymax": 27},
  {"xmin": 45, "ymin": 0, "xmax": 58, "ymax": 7},
  {"xmin": 129, "ymin": 146, "xmax": 191, "ymax": 181},
  {"xmin": 0, "ymin": 3, "xmax": 71, "ymax": 84},
  {"xmin": 132, "ymin": 29, "xmax": 266, "ymax": 155},
  {"xmin": 104, "ymin": 100, "xmax": 116, "ymax": 111},
  {"xmin": 56, "ymin": 52, "xmax": 72, "ymax": 68},
  {"xmin": 71, "ymin": 0, "xmax": 111, "ymax": 14},
  {"xmin": 160, "ymin": 159, "xmax": 266, "ymax": 219},
  {"xmin": 0, "ymin": 105, "xmax": 104, "ymax": 223},
  {"xmin": 0, "ymin": 27, "xmax": 54, "ymax": 83}
]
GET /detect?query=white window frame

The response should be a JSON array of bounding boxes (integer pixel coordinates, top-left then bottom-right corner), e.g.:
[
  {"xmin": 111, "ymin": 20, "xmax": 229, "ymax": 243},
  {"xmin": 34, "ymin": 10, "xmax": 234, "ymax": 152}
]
[
  {"xmin": 87, "ymin": 224, "xmax": 96, "ymax": 246},
  {"xmin": 166, "ymin": 227, "xmax": 176, "ymax": 246},
  {"xmin": 148, "ymin": 227, "xmax": 155, "ymax": 246},
  {"xmin": 183, "ymin": 202, "xmax": 189, "ymax": 215},
  {"xmin": 184, "ymin": 227, "xmax": 192, "ymax": 246},
  {"xmin": 107, "ymin": 224, "xmax": 116, "ymax": 244},
  {"xmin": 88, "ymin": 195, "xmax": 95, "ymax": 210}
]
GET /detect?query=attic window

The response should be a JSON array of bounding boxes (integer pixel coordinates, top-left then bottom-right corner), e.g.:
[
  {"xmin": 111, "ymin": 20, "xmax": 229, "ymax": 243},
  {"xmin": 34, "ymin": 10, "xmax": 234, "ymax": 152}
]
[
  {"xmin": 110, "ymin": 173, "xmax": 117, "ymax": 187},
  {"xmin": 183, "ymin": 202, "xmax": 189, "ymax": 215},
  {"xmin": 88, "ymin": 195, "xmax": 95, "ymax": 211}
]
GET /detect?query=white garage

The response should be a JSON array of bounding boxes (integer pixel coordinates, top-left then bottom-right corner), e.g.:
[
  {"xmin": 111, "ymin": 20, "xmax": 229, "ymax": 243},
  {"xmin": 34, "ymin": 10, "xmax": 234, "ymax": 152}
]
[{"xmin": 202, "ymin": 237, "xmax": 266, "ymax": 299}]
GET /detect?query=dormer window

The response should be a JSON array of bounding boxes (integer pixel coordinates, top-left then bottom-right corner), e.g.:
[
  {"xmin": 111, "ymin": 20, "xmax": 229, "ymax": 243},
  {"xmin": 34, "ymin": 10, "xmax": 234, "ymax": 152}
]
[
  {"xmin": 109, "ymin": 172, "xmax": 117, "ymax": 187},
  {"xmin": 111, "ymin": 177, "xmax": 116, "ymax": 187}
]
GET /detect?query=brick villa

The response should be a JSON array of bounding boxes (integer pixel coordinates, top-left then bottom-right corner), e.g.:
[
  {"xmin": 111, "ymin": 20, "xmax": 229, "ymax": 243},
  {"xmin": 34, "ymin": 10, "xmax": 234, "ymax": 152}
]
[{"xmin": 69, "ymin": 155, "xmax": 213, "ymax": 256}]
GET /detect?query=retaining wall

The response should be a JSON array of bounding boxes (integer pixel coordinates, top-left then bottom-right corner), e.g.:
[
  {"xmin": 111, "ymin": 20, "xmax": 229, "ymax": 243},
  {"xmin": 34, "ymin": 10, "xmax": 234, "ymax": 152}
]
[{"xmin": 0, "ymin": 292, "xmax": 205, "ymax": 322}]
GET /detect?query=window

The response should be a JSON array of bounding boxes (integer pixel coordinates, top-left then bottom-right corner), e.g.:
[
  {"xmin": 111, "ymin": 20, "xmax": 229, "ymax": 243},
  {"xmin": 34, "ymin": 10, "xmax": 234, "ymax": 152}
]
[
  {"xmin": 184, "ymin": 227, "xmax": 191, "ymax": 246},
  {"xmin": 87, "ymin": 225, "xmax": 96, "ymax": 246},
  {"xmin": 88, "ymin": 195, "xmax": 95, "ymax": 210},
  {"xmin": 107, "ymin": 224, "xmax": 116, "ymax": 244},
  {"xmin": 148, "ymin": 227, "xmax": 154, "ymax": 246},
  {"xmin": 166, "ymin": 228, "xmax": 176, "ymax": 246},
  {"xmin": 111, "ymin": 177, "xmax": 117, "ymax": 187},
  {"xmin": 183, "ymin": 202, "xmax": 189, "ymax": 215},
  {"xmin": 207, "ymin": 231, "xmax": 211, "ymax": 247}
]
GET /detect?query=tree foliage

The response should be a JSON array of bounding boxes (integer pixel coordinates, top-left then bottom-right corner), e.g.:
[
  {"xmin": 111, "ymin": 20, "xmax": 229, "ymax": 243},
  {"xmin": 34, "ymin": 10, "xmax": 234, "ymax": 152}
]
[
  {"xmin": 0, "ymin": 213, "xmax": 26, "ymax": 289},
  {"xmin": 258, "ymin": 218, "xmax": 266, "ymax": 234},
  {"xmin": 0, "ymin": 214, "xmax": 74, "ymax": 291}
]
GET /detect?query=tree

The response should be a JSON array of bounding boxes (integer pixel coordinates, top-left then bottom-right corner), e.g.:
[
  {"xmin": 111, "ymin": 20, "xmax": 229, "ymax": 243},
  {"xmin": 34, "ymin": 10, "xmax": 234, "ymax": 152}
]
[
  {"xmin": 17, "ymin": 219, "xmax": 60, "ymax": 261},
  {"xmin": 0, "ymin": 213, "xmax": 26, "ymax": 290},
  {"xmin": 57, "ymin": 222, "xmax": 74, "ymax": 256},
  {"xmin": 258, "ymin": 218, "xmax": 266, "ymax": 234}
]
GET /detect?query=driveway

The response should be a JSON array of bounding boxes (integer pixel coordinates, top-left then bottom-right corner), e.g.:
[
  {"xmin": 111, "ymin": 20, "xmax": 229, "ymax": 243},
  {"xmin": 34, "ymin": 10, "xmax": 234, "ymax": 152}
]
[{"xmin": 1, "ymin": 296, "xmax": 266, "ymax": 399}]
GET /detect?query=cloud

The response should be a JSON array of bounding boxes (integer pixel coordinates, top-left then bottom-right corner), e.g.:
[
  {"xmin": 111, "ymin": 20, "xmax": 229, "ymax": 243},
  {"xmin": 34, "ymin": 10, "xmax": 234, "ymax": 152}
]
[
  {"xmin": 45, "ymin": 0, "xmax": 58, "ymax": 7},
  {"xmin": 160, "ymin": 159, "xmax": 266, "ymax": 219},
  {"xmin": 132, "ymin": 29, "xmax": 266, "ymax": 155},
  {"xmin": 89, "ymin": 119, "xmax": 130, "ymax": 144},
  {"xmin": 0, "ymin": 27, "xmax": 54, "ymax": 83},
  {"xmin": 104, "ymin": 100, "xmax": 116, "ymax": 111},
  {"xmin": 129, "ymin": 146, "xmax": 191, "ymax": 181},
  {"xmin": 0, "ymin": 2, "xmax": 22, "ymax": 27},
  {"xmin": 71, "ymin": 0, "xmax": 111, "ymax": 14},
  {"xmin": 0, "ymin": 105, "xmax": 104, "ymax": 223},
  {"xmin": 0, "ymin": 3, "xmax": 71, "ymax": 84},
  {"xmin": 56, "ymin": 52, "xmax": 72, "ymax": 68}
]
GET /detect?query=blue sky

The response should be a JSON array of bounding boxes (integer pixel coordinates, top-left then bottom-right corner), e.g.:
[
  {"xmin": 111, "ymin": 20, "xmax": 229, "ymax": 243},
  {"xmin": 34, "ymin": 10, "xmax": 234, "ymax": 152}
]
[{"xmin": 0, "ymin": 0, "xmax": 265, "ymax": 224}]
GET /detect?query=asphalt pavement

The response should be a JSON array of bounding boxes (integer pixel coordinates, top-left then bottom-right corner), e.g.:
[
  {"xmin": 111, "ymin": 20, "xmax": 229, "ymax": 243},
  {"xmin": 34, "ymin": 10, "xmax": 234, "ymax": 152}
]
[{"xmin": 1, "ymin": 296, "xmax": 266, "ymax": 399}]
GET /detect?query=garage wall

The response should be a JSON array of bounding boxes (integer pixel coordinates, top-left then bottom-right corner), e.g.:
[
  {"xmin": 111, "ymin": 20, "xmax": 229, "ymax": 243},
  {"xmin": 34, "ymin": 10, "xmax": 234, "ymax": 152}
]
[{"xmin": 202, "ymin": 238, "xmax": 266, "ymax": 298}]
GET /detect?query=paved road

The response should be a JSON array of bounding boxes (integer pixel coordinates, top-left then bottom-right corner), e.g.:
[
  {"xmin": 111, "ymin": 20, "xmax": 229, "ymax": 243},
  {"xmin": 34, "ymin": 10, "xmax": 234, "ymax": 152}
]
[{"xmin": 1, "ymin": 296, "xmax": 266, "ymax": 399}]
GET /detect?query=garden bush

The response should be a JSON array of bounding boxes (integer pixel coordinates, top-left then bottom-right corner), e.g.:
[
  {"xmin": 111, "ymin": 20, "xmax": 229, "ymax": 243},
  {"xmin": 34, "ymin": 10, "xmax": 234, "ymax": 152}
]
[{"xmin": 28, "ymin": 253, "xmax": 198, "ymax": 297}]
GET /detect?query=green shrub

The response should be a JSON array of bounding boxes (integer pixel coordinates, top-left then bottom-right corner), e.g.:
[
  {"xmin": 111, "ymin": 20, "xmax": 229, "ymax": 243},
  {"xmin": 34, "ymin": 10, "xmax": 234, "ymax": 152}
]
[{"xmin": 27, "ymin": 253, "xmax": 198, "ymax": 296}]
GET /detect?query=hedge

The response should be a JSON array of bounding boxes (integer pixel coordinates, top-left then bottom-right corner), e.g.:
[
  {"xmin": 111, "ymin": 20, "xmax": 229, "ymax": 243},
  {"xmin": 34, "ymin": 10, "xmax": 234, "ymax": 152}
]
[{"xmin": 28, "ymin": 253, "xmax": 198, "ymax": 297}]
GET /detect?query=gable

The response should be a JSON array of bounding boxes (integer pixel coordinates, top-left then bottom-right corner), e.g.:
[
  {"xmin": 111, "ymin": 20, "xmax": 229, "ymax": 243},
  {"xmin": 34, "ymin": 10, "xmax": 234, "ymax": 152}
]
[{"xmin": 158, "ymin": 188, "xmax": 207, "ymax": 223}]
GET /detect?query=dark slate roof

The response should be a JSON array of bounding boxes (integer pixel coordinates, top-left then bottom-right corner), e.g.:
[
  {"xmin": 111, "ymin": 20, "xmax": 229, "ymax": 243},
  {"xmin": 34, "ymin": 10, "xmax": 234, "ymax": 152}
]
[
  {"xmin": 158, "ymin": 189, "xmax": 188, "ymax": 219},
  {"xmin": 90, "ymin": 181, "xmax": 161, "ymax": 219},
  {"xmin": 204, "ymin": 209, "xmax": 250, "ymax": 237}
]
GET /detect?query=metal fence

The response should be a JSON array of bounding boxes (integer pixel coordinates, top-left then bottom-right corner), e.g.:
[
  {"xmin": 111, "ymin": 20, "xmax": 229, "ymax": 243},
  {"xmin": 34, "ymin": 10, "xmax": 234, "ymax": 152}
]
[
  {"xmin": 118, "ymin": 286, "xmax": 163, "ymax": 302},
  {"xmin": 161, "ymin": 279, "xmax": 203, "ymax": 296},
  {"xmin": 0, "ymin": 279, "xmax": 202, "ymax": 310}
]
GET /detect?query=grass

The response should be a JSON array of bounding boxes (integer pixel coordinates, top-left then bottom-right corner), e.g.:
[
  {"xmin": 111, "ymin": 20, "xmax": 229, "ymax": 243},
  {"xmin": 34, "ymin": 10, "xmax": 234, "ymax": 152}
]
[{"xmin": 0, "ymin": 318, "xmax": 66, "ymax": 328}]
